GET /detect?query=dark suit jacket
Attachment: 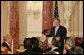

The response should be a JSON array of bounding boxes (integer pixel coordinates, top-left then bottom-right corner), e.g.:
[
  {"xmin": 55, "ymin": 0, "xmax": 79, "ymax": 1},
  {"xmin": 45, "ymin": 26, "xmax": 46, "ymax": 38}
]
[
  {"xmin": 32, "ymin": 47, "xmax": 43, "ymax": 54},
  {"xmin": 20, "ymin": 48, "xmax": 35, "ymax": 54},
  {"xmin": 20, "ymin": 47, "xmax": 43, "ymax": 54},
  {"xmin": 46, "ymin": 25, "xmax": 67, "ymax": 40},
  {"xmin": 2, "ymin": 42, "xmax": 11, "ymax": 51}
]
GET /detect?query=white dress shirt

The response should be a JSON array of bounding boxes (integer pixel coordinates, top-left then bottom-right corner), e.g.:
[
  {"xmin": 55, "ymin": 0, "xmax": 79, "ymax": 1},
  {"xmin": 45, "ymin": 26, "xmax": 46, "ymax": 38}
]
[{"xmin": 55, "ymin": 25, "xmax": 59, "ymax": 36}]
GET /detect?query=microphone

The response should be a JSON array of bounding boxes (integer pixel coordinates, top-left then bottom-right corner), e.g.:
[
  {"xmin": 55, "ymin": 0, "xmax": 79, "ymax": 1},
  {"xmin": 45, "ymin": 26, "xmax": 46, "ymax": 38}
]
[{"xmin": 42, "ymin": 29, "xmax": 48, "ymax": 35}]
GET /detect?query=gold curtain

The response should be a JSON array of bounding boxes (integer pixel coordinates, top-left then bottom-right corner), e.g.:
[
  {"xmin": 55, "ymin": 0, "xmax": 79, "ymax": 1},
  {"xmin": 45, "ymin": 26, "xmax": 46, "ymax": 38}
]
[{"xmin": 58, "ymin": 1, "xmax": 83, "ymax": 37}]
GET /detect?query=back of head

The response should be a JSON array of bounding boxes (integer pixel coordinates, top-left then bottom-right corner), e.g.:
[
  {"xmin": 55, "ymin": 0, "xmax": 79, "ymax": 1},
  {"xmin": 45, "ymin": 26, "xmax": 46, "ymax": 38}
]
[
  {"xmin": 65, "ymin": 38, "xmax": 75, "ymax": 47},
  {"xmin": 31, "ymin": 37, "xmax": 39, "ymax": 48},
  {"xmin": 24, "ymin": 38, "xmax": 32, "ymax": 49}
]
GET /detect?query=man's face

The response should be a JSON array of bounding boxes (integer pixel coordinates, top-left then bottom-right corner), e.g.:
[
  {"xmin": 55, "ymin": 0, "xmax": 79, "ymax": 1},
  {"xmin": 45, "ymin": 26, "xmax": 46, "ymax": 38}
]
[{"xmin": 54, "ymin": 20, "xmax": 60, "ymax": 27}]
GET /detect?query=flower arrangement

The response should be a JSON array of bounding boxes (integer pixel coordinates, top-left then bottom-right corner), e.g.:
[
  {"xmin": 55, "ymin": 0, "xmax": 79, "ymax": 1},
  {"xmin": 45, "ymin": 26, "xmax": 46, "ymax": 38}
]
[{"xmin": 1, "ymin": 46, "xmax": 11, "ymax": 54}]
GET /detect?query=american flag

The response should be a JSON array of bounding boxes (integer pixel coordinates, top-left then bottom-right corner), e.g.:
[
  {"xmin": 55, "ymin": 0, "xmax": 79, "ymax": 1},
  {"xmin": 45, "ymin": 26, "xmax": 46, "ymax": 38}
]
[{"xmin": 53, "ymin": 1, "xmax": 59, "ymax": 20}]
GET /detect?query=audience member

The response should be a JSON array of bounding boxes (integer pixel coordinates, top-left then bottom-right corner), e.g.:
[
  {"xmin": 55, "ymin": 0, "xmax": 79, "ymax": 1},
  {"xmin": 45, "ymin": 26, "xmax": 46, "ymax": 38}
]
[
  {"xmin": 2, "ymin": 34, "xmax": 12, "ymax": 52},
  {"xmin": 44, "ymin": 37, "xmax": 61, "ymax": 54},
  {"xmin": 31, "ymin": 37, "xmax": 43, "ymax": 54},
  {"xmin": 19, "ymin": 37, "xmax": 83, "ymax": 54},
  {"xmin": 20, "ymin": 38, "xmax": 34, "ymax": 54},
  {"xmin": 64, "ymin": 38, "xmax": 83, "ymax": 54}
]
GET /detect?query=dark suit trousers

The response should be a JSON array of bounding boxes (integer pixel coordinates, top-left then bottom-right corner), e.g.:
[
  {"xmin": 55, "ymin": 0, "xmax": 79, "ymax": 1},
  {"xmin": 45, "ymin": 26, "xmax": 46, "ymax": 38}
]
[{"xmin": 59, "ymin": 40, "xmax": 64, "ymax": 54}]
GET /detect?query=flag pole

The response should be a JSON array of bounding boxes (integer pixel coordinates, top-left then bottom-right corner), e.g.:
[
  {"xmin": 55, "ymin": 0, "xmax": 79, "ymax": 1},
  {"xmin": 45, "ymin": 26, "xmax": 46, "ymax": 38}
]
[{"xmin": 12, "ymin": 40, "xmax": 13, "ymax": 54}]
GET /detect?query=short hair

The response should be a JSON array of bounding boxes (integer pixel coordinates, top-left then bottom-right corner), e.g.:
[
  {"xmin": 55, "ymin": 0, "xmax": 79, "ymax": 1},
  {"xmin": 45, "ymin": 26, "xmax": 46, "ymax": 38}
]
[
  {"xmin": 24, "ymin": 38, "xmax": 32, "ymax": 49},
  {"xmin": 54, "ymin": 18, "xmax": 60, "ymax": 23},
  {"xmin": 65, "ymin": 38, "xmax": 75, "ymax": 47},
  {"xmin": 31, "ymin": 37, "xmax": 39, "ymax": 48}
]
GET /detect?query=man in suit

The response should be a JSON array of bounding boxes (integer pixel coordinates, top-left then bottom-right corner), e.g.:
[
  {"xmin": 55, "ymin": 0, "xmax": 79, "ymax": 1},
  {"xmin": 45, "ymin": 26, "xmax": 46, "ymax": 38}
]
[
  {"xmin": 44, "ymin": 37, "xmax": 61, "ymax": 54},
  {"xmin": 46, "ymin": 18, "xmax": 67, "ymax": 54},
  {"xmin": 2, "ymin": 34, "xmax": 12, "ymax": 52}
]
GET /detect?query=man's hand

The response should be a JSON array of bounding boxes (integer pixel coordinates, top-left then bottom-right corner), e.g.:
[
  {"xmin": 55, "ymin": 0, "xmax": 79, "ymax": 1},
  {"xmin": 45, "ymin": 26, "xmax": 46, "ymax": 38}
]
[{"xmin": 55, "ymin": 36, "xmax": 60, "ymax": 41}]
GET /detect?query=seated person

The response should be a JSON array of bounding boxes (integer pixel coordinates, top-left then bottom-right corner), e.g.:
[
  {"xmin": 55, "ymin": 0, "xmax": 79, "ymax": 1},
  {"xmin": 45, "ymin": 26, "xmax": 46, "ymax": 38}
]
[
  {"xmin": 44, "ymin": 37, "xmax": 61, "ymax": 54},
  {"xmin": 20, "ymin": 38, "xmax": 34, "ymax": 54},
  {"xmin": 64, "ymin": 38, "xmax": 83, "ymax": 54},
  {"xmin": 31, "ymin": 37, "xmax": 43, "ymax": 54},
  {"xmin": 1, "ymin": 34, "xmax": 12, "ymax": 54}
]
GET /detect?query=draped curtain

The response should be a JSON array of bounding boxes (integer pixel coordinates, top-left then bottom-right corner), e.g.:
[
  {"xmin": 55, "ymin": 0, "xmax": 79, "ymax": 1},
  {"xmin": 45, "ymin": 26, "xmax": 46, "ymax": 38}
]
[
  {"xmin": 1, "ymin": 1, "xmax": 10, "ymax": 45},
  {"xmin": 58, "ymin": 1, "xmax": 83, "ymax": 38}
]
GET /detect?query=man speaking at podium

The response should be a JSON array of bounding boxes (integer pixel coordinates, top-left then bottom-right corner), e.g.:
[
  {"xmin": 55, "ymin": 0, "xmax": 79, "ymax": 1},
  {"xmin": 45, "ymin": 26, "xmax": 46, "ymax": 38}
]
[{"xmin": 46, "ymin": 18, "xmax": 67, "ymax": 54}]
